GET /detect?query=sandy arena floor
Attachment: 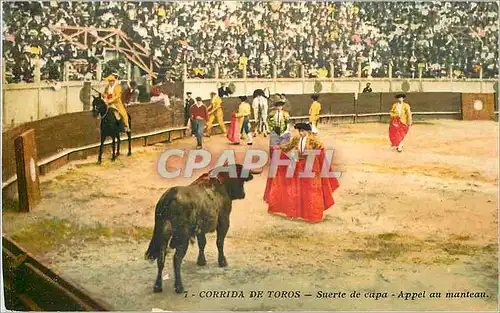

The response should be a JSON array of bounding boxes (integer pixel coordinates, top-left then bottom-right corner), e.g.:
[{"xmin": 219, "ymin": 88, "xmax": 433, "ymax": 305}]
[{"xmin": 3, "ymin": 119, "xmax": 498, "ymax": 311}]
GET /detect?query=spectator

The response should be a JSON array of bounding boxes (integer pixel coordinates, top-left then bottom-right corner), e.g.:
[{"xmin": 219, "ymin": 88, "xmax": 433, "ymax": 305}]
[
  {"xmin": 218, "ymin": 83, "xmax": 232, "ymax": 98},
  {"xmin": 363, "ymin": 83, "xmax": 373, "ymax": 93},
  {"xmin": 123, "ymin": 81, "xmax": 140, "ymax": 105},
  {"xmin": 2, "ymin": 1, "xmax": 498, "ymax": 82}
]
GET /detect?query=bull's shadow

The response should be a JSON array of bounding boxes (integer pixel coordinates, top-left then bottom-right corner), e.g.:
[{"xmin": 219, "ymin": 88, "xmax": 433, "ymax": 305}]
[{"xmin": 145, "ymin": 164, "xmax": 259, "ymax": 294}]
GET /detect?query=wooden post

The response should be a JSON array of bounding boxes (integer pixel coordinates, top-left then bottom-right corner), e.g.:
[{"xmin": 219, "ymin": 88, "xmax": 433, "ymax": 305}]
[
  {"xmin": 64, "ymin": 62, "xmax": 70, "ymax": 81},
  {"xmin": 2, "ymin": 57, "xmax": 6, "ymax": 83},
  {"xmin": 149, "ymin": 58, "xmax": 153, "ymax": 78},
  {"xmin": 300, "ymin": 64, "xmax": 305, "ymax": 79},
  {"xmin": 357, "ymin": 60, "xmax": 362, "ymax": 78},
  {"xmin": 418, "ymin": 66, "xmax": 423, "ymax": 79},
  {"xmin": 449, "ymin": 65, "xmax": 453, "ymax": 79},
  {"xmin": 3, "ymin": 58, "xmax": 6, "ymax": 126},
  {"xmin": 127, "ymin": 61, "xmax": 132, "ymax": 81},
  {"xmin": 35, "ymin": 56, "xmax": 42, "ymax": 119},
  {"xmin": 34, "ymin": 56, "xmax": 41, "ymax": 83},
  {"xmin": 96, "ymin": 61, "xmax": 102, "ymax": 81},
  {"xmin": 388, "ymin": 63, "xmax": 393, "ymax": 79},
  {"xmin": 15, "ymin": 129, "xmax": 41, "ymax": 212},
  {"xmin": 182, "ymin": 63, "xmax": 188, "ymax": 81},
  {"xmin": 214, "ymin": 63, "xmax": 219, "ymax": 79},
  {"xmin": 272, "ymin": 64, "xmax": 277, "ymax": 79},
  {"xmin": 115, "ymin": 33, "xmax": 120, "ymax": 51},
  {"xmin": 63, "ymin": 61, "xmax": 70, "ymax": 113},
  {"xmin": 243, "ymin": 64, "xmax": 247, "ymax": 79},
  {"xmin": 82, "ymin": 81, "xmax": 91, "ymax": 111},
  {"xmin": 329, "ymin": 62, "xmax": 334, "ymax": 78},
  {"xmin": 479, "ymin": 65, "xmax": 483, "ymax": 79}
]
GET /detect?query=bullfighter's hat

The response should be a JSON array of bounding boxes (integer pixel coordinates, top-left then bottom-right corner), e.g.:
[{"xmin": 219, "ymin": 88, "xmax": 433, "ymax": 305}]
[
  {"xmin": 274, "ymin": 101, "xmax": 285, "ymax": 107},
  {"xmin": 195, "ymin": 97, "xmax": 202, "ymax": 101},
  {"xmin": 311, "ymin": 94, "xmax": 320, "ymax": 100},
  {"xmin": 395, "ymin": 93, "xmax": 406, "ymax": 99},
  {"xmin": 239, "ymin": 95, "xmax": 248, "ymax": 101},
  {"xmin": 294, "ymin": 123, "xmax": 312, "ymax": 131}
]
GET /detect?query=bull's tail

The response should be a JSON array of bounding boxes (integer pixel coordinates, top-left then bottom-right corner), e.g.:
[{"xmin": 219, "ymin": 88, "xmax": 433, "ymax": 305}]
[
  {"xmin": 145, "ymin": 219, "xmax": 172, "ymax": 261},
  {"xmin": 145, "ymin": 191, "xmax": 175, "ymax": 261}
]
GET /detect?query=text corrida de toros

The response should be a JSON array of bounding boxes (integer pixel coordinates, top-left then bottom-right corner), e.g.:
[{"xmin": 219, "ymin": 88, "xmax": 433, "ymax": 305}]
[{"xmin": 197, "ymin": 290, "xmax": 301, "ymax": 298}]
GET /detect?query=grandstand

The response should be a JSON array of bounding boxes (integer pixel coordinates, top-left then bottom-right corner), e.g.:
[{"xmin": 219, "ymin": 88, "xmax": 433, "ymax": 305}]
[{"xmin": 2, "ymin": 1, "xmax": 498, "ymax": 82}]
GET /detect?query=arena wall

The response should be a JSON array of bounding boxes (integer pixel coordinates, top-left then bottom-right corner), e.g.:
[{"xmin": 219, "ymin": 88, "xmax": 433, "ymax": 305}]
[
  {"xmin": 183, "ymin": 78, "xmax": 496, "ymax": 100},
  {"xmin": 2, "ymin": 90, "xmax": 497, "ymax": 197},
  {"xmin": 2, "ymin": 79, "xmax": 496, "ymax": 128},
  {"xmin": 2, "ymin": 101, "xmax": 184, "ymax": 183},
  {"xmin": 380, "ymin": 92, "xmax": 462, "ymax": 113}
]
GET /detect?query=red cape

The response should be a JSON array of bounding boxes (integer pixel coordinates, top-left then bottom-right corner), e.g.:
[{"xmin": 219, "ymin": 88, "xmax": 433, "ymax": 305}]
[
  {"xmin": 264, "ymin": 148, "xmax": 339, "ymax": 223},
  {"xmin": 389, "ymin": 117, "xmax": 409, "ymax": 146},
  {"xmin": 227, "ymin": 113, "xmax": 240, "ymax": 144}
]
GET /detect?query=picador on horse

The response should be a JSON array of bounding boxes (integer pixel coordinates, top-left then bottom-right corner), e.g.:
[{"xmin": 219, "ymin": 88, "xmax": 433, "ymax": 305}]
[
  {"xmin": 104, "ymin": 74, "xmax": 130, "ymax": 132},
  {"xmin": 92, "ymin": 73, "xmax": 132, "ymax": 163}
]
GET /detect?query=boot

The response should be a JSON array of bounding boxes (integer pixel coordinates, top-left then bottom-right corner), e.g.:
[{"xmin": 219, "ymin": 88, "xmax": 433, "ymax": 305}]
[{"xmin": 247, "ymin": 133, "xmax": 253, "ymax": 145}]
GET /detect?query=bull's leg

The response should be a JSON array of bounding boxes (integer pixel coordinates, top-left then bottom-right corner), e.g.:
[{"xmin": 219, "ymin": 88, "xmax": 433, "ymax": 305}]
[
  {"xmin": 173, "ymin": 237, "xmax": 189, "ymax": 294},
  {"xmin": 153, "ymin": 247, "xmax": 168, "ymax": 293},
  {"xmin": 216, "ymin": 217, "xmax": 230, "ymax": 267},
  {"xmin": 196, "ymin": 233, "xmax": 207, "ymax": 266},
  {"xmin": 97, "ymin": 134, "xmax": 105, "ymax": 165}
]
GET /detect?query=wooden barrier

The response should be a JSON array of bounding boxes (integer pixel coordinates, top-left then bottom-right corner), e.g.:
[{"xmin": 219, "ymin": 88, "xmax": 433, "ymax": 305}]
[
  {"xmin": 461, "ymin": 93, "xmax": 495, "ymax": 120},
  {"xmin": 14, "ymin": 129, "xmax": 41, "ymax": 212},
  {"xmin": 3, "ymin": 236, "xmax": 114, "ymax": 311}
]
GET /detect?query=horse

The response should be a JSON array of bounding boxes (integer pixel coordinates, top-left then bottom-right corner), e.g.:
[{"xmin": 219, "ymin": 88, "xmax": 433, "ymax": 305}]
[
  {"xmin": 251, "ymin": 88, "xmax": 270, "ymax": 136},
  {"xmin": 91, "ymin": 94, "xmax": 132, "ymax": 164}
]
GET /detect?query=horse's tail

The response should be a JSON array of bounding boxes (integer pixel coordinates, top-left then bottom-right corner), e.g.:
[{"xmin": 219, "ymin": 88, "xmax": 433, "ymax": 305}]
[{"xmin": 145, "ymin": 191, "xmax": 175, "ymax": 261}]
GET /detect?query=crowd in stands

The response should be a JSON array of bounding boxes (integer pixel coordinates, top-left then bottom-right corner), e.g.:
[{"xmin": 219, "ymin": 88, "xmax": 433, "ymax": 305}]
[{"xmin": 2, "ymin": 1, "xmax": 498, "ymax": 83}]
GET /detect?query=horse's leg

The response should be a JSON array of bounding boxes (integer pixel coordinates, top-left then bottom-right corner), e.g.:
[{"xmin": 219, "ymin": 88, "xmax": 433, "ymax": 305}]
[
  {"xmin": 126, "ymin": 114, "xmax": 132, "ymax": 156},
  {"xmin": 116, "ymin": 134, "xmax": 121, "ymax": 156},
  {"xmin": 127, "ymin": 130, "xmax": 132, "ymax": 156},
  {"xmin": 111, "ymin": 137, "xmax": 116, "ymax": 161},
  {"xmin": 97, "ymin": 134, "xmax": 105, "ymax": 165},
  {"xmin": 196, "ymin": 233, "xmax": 207, "ymax": 266},
  {"xmin": 216, "ymin": 216, "xmax": 230, "ymax": 267},
  {"xmin": 173, "ymin": 236, "xmax": 189, "ymax": 294}
]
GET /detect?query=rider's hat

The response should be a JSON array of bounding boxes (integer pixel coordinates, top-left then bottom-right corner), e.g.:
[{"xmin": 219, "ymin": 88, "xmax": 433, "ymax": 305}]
[{"xmin": 104, "ymin": 74, "xmax": 117, "ymax": 81}]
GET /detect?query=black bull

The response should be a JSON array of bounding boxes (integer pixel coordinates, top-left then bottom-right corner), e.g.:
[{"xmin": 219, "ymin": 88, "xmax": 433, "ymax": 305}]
[{"xmin": 145, "ymin": 164, "xmax": 258, "ymax": 294}]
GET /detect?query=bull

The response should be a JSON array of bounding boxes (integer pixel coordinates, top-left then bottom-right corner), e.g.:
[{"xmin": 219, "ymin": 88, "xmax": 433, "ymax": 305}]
[{"xmin": 145, "ymin": 164, "xmax": 257, "ymax": 294}]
